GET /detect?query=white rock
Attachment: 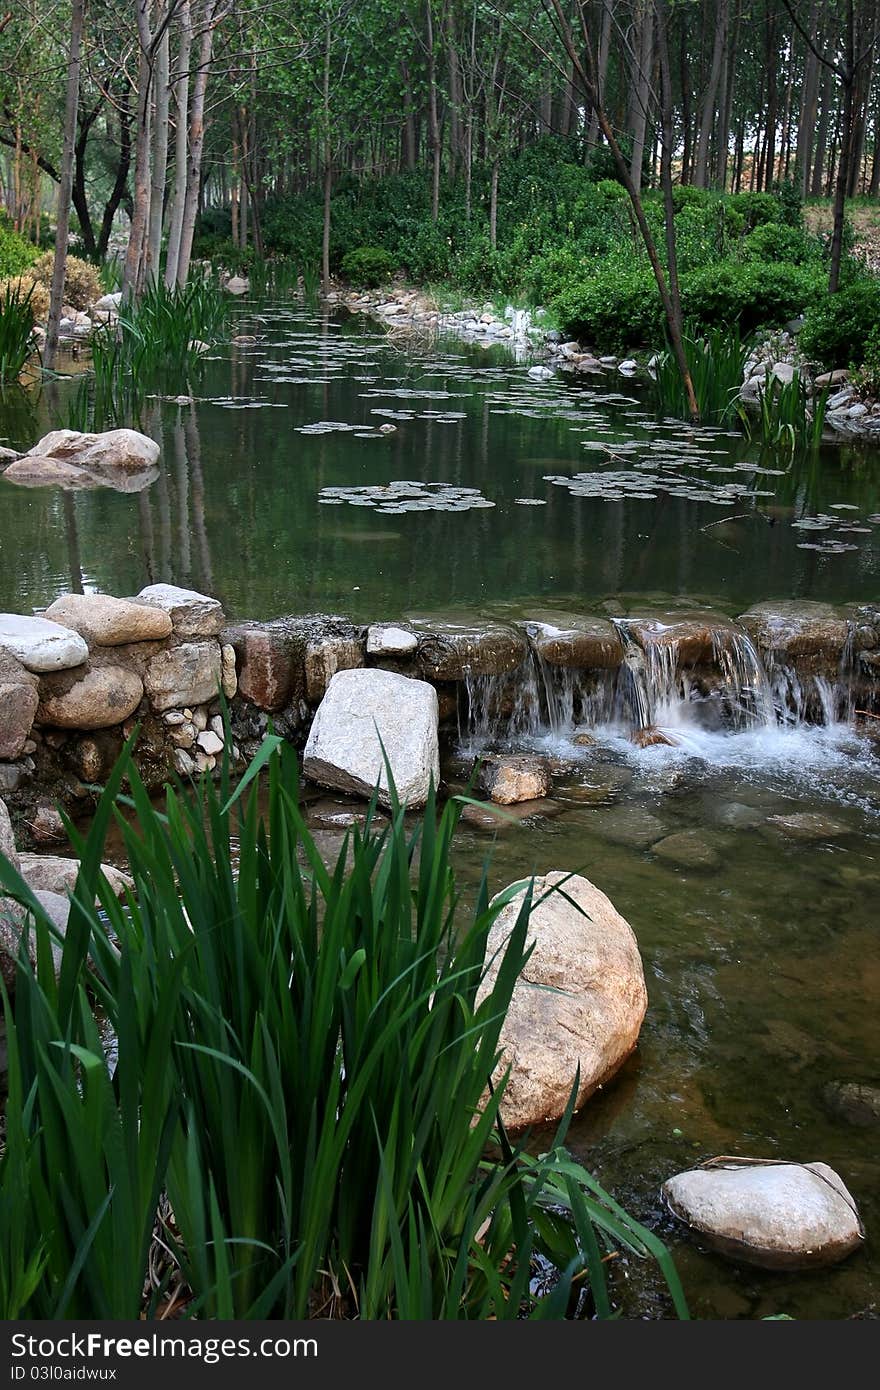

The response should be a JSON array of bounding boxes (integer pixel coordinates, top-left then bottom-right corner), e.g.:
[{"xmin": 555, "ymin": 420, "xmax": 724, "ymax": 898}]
[
  {"xmin": 663, "ymin": 1160, "xmax": 863, "ymax": 1269},
  {"xmin": 478, "ymin": 871, "xmax": 647, "ymax": 1131},
  {"xmin": 22, "ymin": 428, "xmax": 159, "ymax": 480},
  {"xmin": 527, "ymin": 365, "xmax": 553, "ymax": 380},
  {"xmin": 134, "ymin": 583, "xmax": 224, "ymax": 638},
  {"xmin": 303, "ymin": 668, "xmax": 439, "ymax": 809},
  {"xmin": 848, "ymin": 402, "xmax": 868, "ymax": 418},
  {"xmin": 224, "ymin": 275, "xmax": 249, "ymax": 295},
  {"xmin": 619, "ymin": 358, "xmax": 638, "ymax": 373},
  {"xmin": 0, "ymin": 614, "xmax": 88, "ymax": 673},
  {"xmin": 92, "ymin": 292, "xmax": 122, "ymax": 313},
  {"xmin": 18, "ymin": 853, "xmax": 132, "ymax": 900},
  {"xmin": 827, "ymin": 388, "xmax": 854, "ymax": 411},
  {"xmin": 366, "ymin": 624, "xmax": 418, "ymax": 656},
  {"xmin": 771, "ymin": 362, "xmax": 796, "ymax": 385},
  {"xmin": 197, "ymin": 730, "xmax": 224, "ymax": 756},
  {"xmin": 144, "ymin": 641, "xmax": 222, "ymax": 712}
]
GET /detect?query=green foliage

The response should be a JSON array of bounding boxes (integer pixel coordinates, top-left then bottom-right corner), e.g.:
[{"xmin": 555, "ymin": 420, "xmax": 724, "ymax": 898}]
[
  {"xmin": 799, "ymin": 277, "xmax": 880, "ymax": 367},
  {"xmin": 678, "ymin": 262, "xmax": 821, "ymax": 336},
  {"xmin": 0, "ymin": 739, "xmax": 689, "ymax": 1321},
  {"xmin": 340, "ymin": 245, "xmax": 396, "ymax": 286},
  {"xmin": 725, "ymin": 191, "xmax": 784, "ymax": 231},
  {"xmin": 553, "ymin": 264, "xmax": 661, "ymax": 350},
  {"xmin": 852, "ymin": 323, "xmax": 880, "ymax": 395},
  {"xmin": 652, "ymin": 325, "xmax": 751, "ymax": 425},
  {"xmin": 0, "ymin": 282, "xmax": 38, "ymax": 379},
  {"xmin": 740, "ymin": 222, "xmax": 820, "ymax": 266},
  {"xmin": 0, "ymin": 217, "xmax": 38, "ymax": 278}
]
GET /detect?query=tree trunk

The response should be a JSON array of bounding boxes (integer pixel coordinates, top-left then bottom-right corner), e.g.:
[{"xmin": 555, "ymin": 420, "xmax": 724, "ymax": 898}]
[
  {"xmin": 44, "ymin": 0, "xmax": 84, "ymax": 371},
  {"xmin": 796, "ymin": 8, "xmax": 820, "ymax": 198},
  {"xmin": 146, "ymin": 8, "xmax": 170, "ymax": 285},
  {"xmin": 829, "ymin": 4, "xmax": 856, "ymax": 292},
  {"xmin": 123, "ymin": 0, "xmax": 154, "ymax": 297},
  {"xmin": 693, "ymin": 0, "xmax": 728, "ymax": 187},
  {"xmin": 586, "ymin": 0, "xmax": 613, "ymax": 159},
  {"xmin": 627, "ymin": 0, "xmax": 654, "ymax": 192},
  {"xmin": 426, "ymin": 0, "xmax": 441, "ymax": 221},
  {"xmin": 176, "ymin": 0, "xmax": 218, "ymax": 287},
  {"xmin": 164, "ymin": 0, "xmax": 192, "ymax": 287},
  {"xmin": 812, "ymin": 62, "xmax": 832, "ymax": 195}
]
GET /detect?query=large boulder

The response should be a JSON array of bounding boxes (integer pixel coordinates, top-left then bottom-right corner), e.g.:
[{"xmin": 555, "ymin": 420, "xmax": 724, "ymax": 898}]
[
  {"xmin": 525, "ymin": 613, "xmax": 624, "ymax": 670},
  {"xmin": 662, "ymin": 1160, "xmax": 864, "ymax": 1269},
  {"xmin": 480, "ymin": 871, "xmax": 647, "ymax": 1131},
  {"xmin": 0, "ymin": 614, "xmax": 89, "ymax": 672},
  {"xmin": 4, "ymin": 428, "xmax": 159, "ymax": 493},
  {"xmin": 303, "ymin": 668, "xmax": 439, "ymax": 808},
  {"xmin": 134, "ymin": 584, "xmax": 225, "ymax": 639},
  {"xmin": 224, "ymin": 614, "xmax": 364, "ymax": 711},
  {"xmin": 44, "ymin": 592, "xmax": 172, "ymax": 646},
  {"xmin": 37, "ymin": 664, "xmax": 143, "ymax": 729},
  {"xmin": 0, "ymin": 650, "xmax": 39, "ymax": 758},
  {"xmin": 144, "ymin": 641, "xmax": 222, "ymax": 711}
]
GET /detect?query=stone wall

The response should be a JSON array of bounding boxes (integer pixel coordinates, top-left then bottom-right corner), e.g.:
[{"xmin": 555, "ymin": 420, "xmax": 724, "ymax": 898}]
[{"xmin": 1, "ymin": 589, "xmax": 878, "ymax": 846}]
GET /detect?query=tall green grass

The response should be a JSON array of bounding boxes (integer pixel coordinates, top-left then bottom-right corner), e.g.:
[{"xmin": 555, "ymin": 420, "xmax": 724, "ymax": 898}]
[
  {"xmin": 653, "ymin": 325, "xmax": 751, "ymax": 425},
  {"xmin": 0, "ymin": 737, "xmax": 688, "ymax": 1320},
  {"xmin": 0, "ymin": 282, "xmax": 38, "ymax": 380},
  {"xmin": 92, "ymin": 279, "xmax": 228, "ymax": 387},
  {"xmin": 744, "ymin": 372, "xmax": 830, "ymax": 458}
]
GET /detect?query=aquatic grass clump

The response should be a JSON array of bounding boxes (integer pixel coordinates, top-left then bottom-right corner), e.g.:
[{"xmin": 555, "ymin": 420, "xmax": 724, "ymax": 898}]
[
  {"xmin": 745, "ymin": 372, "xmax": 830, "ymax": 458},
  {"xmin": 0, "ymin": 736, "xmax": 688, "ymax": 1320},
  {"xmin": 0, "ymin": 282, "xmax": 39, "ymax": 380},
  {"xmin": 652, "ymin": 324, "xmax": 751, "ymax": 425},
  {"xmin": 92, "ymin": 278, "xmax": 228, "ymax": 386}
]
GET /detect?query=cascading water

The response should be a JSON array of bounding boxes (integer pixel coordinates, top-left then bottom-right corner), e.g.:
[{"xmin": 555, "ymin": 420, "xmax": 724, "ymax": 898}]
[{"xmin": 457, "ymin": 614, "xmax": 861, "ymax": 756}]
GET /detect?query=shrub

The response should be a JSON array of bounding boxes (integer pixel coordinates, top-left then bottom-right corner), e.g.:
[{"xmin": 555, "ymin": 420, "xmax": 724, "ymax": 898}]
[
  {"xmin": 0, "ymin": 738, "xmax": 689, "ymax": 1320},
  {"xmin": 740, "ymin": 223, "xmax": 820, "ymax": 266},
  {"xmin": 31, "ymin": 251, "xmax": 102, "ymax": 309},
  {"xmin": 0, "ymin": 218, "xmax": 38, "ymax": 278},
  {"xmin": 852, "ymin": 322, "xmax": 880, "ymax": 395},
  {"xmin": 340, "ymin": 245, "xmax": 396, "ymax": 286},
  {"xmin": 678, "ymin": 261, "xmax": 821, "ymax": 335},
  {"xmin": 552, "ymin": 262, "xmax": 662, "ymax": 349},
  {"xmin": 0, "ymin": 273, "xmax": 49, "ymax": 324},
  {"xmin": 726, "ymin": 191, "xmax": 784, "ymax": 231},
  {"xmin": 799, "ymin": 276, "xmax": 880, "ymax": 367}
]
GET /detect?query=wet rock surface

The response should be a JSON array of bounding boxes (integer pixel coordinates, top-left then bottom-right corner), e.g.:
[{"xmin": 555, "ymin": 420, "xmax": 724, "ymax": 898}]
[
  {"xmin": 476, "ymin": 753, "xmax": 552, "ymax": 805},
  {"xmin": 479, "ymin": 871, "xmax": 647, "ymax": 1131},
  {"xmin": 663, "ymin": 1160, "xmax": 864, "ymax": 1269}
]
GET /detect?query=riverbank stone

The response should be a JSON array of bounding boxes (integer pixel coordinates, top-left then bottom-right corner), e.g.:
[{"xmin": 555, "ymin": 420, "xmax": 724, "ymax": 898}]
[
  {"xmin": 662, "ymin": 1159, "xmax": 863, "ymax": 1269},
  {"xmin": 0, "ymin": 614, "xmax": 89, "ymax": 673},
  {"xmin": 412, "ymin": 619, "xmax": 527, "ymax": 680},
  {"xmin": 303, "ymin": 667, "xmax": 439, "ymax": 809},
  {"xmin": 9, "ymin": 428, "xmax": 159, "ymax": 491},
  {"xmin": 524, "ymin": 613, "xmax": 624, "ymax": 669},
  {"xmin": 144, "ymin": 641, "xmax": 222, "ymax": 712},
  {"xmin": 134, "ymin": 584, "xmax": 225, "ymax": 639},
  {"xmin": 44, "ymin": 592, "xmax": 172, "ymax": 646},
  {"xmin": 0, "ymin": 651, "xmax": 39, "ymax": 758},
  {"xmin": 37, "ymin": 665, "xmax": 144, "ymax": 730},
  {"xmin": 479, "ymin": 871, "xmax": 647, "ymax": 1131}
]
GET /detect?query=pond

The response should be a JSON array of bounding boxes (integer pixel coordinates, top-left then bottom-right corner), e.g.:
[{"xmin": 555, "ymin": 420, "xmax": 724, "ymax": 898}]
[
  {"xmin": 3, "ymin": 300, "xmax": 880, "ymax": 1319},
  {"xmin": 1, "ymin": 302, "xmax": 880, "ymax": 619}
]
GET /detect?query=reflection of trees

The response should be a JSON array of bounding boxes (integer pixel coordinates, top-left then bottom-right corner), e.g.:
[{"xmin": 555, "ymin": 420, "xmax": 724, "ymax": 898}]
[
  {"xmin": 62, "ymin": 492, "xmax": 84, "ymax": 593},
  {"xmin": 142, "ymin": 400, "xmax": 214, "ymax": 596}
]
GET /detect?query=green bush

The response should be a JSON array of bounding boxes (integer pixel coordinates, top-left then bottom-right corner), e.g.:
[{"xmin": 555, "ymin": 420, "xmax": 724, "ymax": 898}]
[
  {"xmin": 0, "ymin": 738, "xmax": 689, "ymax": 1320},
  {"xmin": 799, "ymin": 277, "xmax": 880, "ymax": 367},
  {"xmin": 726, "ymin": 191, "xmax": 784, "ymax": 231},
  {"xmin": 0, "ymin": 217, "xmax": 38, "ymax": 278},
  {"xmin": 553, "ymin": 262, "xmax": 662, "ymax": 349},
  {"xmin": 852, "ymin": 322, "xmax": 880, "ymax": 395},
  {"xmin": 340, "ymin": 245, "xmax": 396, "ymax": 286},
  {"xmin": 740, "ymin": 222, "xmax": 820, "ymax": 266},
  {"xmin": 678, "ymin": 261, "xmax": 820, "ymax": 335}
]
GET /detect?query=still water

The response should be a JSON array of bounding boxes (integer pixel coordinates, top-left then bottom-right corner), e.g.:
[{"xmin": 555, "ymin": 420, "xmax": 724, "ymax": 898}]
[
  {"xmin": 4, "ymin": 302, "xmax": 880, "ymax": 1318},
  {"xmin": 1, "ymin": 303, "xmax": 880, "ymax": 619}
]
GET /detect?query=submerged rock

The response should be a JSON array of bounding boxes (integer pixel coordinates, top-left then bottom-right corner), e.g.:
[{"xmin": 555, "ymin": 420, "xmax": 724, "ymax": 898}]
[
  {"xmin": 476, "ymin": 753, "xmax": 552, "ymax": 805},
  {"xmin": 766, "ymin": 811, "xmax": 850, "ymax": 841},
  {"xmin": 479, "ymin": 871, "xmax": 647, "ymax": 1131},
  {"xmin": 303, "ymin": 668, "xmax": 439, "ymax": 809},
  {"xmin": 823, "ymin": 1081, "xmax": 880, "ymax": 1129},
  {"xmin": 597, "ymin": 805, "xmax": 666, "ymax": 849},
  {"xmin": 652, "ymin": 830, "xmax": 721, "ymax": 870},
  {"xmin": 662, "ymin": 1159, "xmax": 863, "ymax": 1269}
]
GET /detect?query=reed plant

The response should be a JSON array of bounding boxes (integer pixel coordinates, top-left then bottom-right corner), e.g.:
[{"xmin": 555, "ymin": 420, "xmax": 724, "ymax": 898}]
[
  {"xmin": 0, "ymin": 282, "xmax": 38, "ymax": 380},
  {"xmin": 91, "ymin": 278, "xmax": 228, "ymax": 387},
  {"xmin": 745, "ymin": 372, "xmax": 829, "ymax": 457},
  {"xmin": 0, "ymin": 736, "xmax": 688, "ymax": 1321},
  {"xmin": 653, "ymin": 324, "xmax": 751, "ymax": 425}
]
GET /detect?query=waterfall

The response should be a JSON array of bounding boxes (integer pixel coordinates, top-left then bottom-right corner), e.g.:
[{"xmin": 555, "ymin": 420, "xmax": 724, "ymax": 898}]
[{"xmin": 457, "ymin": 613, "xmax": 858, "ymax": 753}]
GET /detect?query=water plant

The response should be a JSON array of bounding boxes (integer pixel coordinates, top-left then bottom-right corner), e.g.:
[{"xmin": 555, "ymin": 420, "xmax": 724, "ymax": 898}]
[
  {"xmin": 0, "ymin": 737, "xmax": 688, "ymax": 1321},
  {"xmin": 746, "ymin": 372, "xmax": 829, "ymax": 458},
  {"xmin": 0, "ymin": 281, "xmax": 39, "ymax": 380},
  {"xmin": 652, "ymin": 324, "xmax": 751, "ymax": 425},
  {"xmin": 91, "ymin": 278, "xmax": 228, "ymax": 386}
]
